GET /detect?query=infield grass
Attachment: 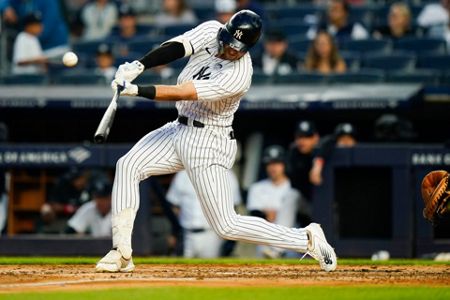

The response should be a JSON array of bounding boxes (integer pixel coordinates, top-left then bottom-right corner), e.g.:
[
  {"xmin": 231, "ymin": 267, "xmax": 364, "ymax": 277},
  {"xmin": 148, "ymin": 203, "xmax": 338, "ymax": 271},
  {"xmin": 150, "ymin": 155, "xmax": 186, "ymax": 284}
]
[{"xmin": 2, "ymin": 286, "xmax": 449, "ymax": 300}]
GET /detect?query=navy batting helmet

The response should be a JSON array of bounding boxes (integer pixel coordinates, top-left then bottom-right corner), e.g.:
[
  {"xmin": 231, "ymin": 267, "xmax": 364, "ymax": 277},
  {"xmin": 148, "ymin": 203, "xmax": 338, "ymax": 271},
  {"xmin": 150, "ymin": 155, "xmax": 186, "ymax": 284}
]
[{"xmin": 217, "ymin": 9, "xmax": 262, "ymax": 52}]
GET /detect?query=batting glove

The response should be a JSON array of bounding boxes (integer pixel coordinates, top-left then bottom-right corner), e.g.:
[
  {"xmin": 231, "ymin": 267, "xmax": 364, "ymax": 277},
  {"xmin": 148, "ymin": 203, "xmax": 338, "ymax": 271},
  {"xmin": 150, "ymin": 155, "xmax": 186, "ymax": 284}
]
[
  {"xmin": 112, "ymin": 78, "xmax": 138, "ymax": 96},
  {"xmin": 114, "ymin": 60, "xmax": 144, "ymax": 82}
]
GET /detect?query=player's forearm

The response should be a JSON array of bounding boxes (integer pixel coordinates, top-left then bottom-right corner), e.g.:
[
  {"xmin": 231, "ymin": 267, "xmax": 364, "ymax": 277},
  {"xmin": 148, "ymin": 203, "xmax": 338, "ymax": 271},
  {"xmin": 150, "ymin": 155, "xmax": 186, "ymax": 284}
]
[{"xmin": 137, "ymin": 82, "xmax": 198, "ymax": 101}]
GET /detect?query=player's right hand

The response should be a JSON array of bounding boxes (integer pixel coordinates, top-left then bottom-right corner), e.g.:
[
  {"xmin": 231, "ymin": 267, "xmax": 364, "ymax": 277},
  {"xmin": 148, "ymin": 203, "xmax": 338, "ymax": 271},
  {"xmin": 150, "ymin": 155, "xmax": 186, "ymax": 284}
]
[
  {"xmin": 112, "ymin": 78, "xmax": 138, "ymax": 96},
  {"xmin": 114, "ymin": 60, "xmax": 144, "ymax": 82}
]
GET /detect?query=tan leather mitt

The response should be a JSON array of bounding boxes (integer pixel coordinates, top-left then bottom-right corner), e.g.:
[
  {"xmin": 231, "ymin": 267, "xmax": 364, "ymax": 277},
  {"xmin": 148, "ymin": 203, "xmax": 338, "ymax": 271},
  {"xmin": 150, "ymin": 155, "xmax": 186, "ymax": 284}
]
[{"xmin": 421, "ymin": 170, "xmax": 450, "ymax": 223}]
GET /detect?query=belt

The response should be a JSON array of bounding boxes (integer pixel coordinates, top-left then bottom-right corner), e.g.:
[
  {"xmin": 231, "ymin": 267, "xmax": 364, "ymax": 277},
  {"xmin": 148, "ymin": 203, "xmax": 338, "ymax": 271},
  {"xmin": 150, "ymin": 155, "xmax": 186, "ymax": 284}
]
[
  {"xmin": 185, "ymin": 228, "xmax": 207, "ymax": 233},
  {"xmin": 178, "ymin": 116, "xmax": 205, "ymax": 128},
  {"xmin": 178, "ymin": 116, "xmax": 235, "ymax": 140}
]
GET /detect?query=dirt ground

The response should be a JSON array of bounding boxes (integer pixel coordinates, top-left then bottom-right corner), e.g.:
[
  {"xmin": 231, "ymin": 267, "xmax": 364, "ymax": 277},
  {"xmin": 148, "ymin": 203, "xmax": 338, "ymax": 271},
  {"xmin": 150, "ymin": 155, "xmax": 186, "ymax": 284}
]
[{"xmin": 0, "ymin": 264, "xmax": 449, "ymax": 293}]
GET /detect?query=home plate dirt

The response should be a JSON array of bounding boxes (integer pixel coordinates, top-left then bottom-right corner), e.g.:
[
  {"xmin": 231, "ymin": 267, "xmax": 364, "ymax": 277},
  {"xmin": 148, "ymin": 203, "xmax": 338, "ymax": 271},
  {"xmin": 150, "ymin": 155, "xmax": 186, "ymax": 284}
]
[{"xmin": 0, "ymin": 264, "xmax": 448, "ymax": 293}]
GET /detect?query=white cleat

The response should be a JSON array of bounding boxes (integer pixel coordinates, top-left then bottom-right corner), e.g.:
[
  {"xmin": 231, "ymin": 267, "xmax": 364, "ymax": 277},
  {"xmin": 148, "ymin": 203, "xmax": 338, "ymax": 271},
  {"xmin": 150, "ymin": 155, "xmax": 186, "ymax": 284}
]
[
  {"xmin": 303, "ymin": 223, "xmax": 337, "ymax": 272},
  {"xmin": 95, "ymin": 249, "xmax": 135, "ymax": 273}
]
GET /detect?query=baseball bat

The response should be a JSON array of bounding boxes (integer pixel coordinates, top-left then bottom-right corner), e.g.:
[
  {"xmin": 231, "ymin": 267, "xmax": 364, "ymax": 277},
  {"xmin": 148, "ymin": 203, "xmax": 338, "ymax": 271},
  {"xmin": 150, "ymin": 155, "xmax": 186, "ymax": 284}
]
[{"xmin": 93, "ymin": 86, "xmax": 123, "ymax": 144}]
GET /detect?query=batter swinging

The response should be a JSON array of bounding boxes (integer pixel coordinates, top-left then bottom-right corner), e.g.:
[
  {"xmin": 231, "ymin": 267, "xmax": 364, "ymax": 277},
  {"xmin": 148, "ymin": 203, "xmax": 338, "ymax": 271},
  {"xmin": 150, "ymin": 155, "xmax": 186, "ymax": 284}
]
[{"xmin": 96, "ymin": 10, "xmax": 337, "ymax": 272}]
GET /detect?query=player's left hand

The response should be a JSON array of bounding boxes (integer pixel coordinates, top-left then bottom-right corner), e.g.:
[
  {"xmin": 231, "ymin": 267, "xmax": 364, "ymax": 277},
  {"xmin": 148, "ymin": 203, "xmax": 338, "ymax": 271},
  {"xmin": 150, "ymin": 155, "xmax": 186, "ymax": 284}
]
[
  {"xmin": 111, "ymin": 78, "xmax": 138, "ymax": 96},
  {"xmin": 115, "ymin": 60, "xmax": 144, "ymax": 83}
]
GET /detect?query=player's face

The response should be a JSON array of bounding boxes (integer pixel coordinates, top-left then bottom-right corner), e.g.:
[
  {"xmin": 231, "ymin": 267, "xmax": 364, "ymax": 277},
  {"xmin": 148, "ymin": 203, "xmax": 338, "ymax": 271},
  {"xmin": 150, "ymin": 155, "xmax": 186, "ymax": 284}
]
[
  {"xmin": 95, "ymin": 196, "xmax": 111, "ymax": 216},
  {"xmin": 266, "ymin": 162, "xmax": 285, "ymax": 180},
  {"xmin": 220, "ymin": 44, "xmax": 246, "ymax": 61},
  {"xmin": 295, "ymin": 134, "xmax": 319, "ymax": 154},
  {"xmin": 337, "ymin": 135, "xmax": 356, "ymax": 147}
]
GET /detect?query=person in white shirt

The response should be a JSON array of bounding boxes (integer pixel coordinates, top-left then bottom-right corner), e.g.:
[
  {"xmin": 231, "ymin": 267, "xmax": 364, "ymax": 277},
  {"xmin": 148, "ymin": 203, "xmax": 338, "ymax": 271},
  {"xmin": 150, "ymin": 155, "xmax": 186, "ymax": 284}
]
[
  {"xmin": 167, "ymin": 169, "xmax": 241, "ymax": 258},
  {"xmin": 247, "ymin": 145, "xmax": 309, "ymax": 258},
  {"xmin": 81, "ymin": 0, "xmax": 118, "ymax": 41},
  {"xmin": 67, "ymin": 181, "xmax": 112, "ymax": 237},
  {"xmin": 154, "ymin": 0, "xmax": 198, "ymax": 27},
  {"xmin": 12, "ymin": 13, "xmax": 47, "ymax": 75}
]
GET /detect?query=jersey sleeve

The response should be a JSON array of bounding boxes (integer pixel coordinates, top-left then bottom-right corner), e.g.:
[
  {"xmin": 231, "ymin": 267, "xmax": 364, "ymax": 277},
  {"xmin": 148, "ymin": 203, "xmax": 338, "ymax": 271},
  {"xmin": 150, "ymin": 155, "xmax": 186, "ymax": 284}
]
[
  {"xmin": 193, "ymin": 56, "xmax": 253, "ymax": 102},
  {"xmin": 183, "ymin": 20, "xmax": 221, "ymax": 54}
]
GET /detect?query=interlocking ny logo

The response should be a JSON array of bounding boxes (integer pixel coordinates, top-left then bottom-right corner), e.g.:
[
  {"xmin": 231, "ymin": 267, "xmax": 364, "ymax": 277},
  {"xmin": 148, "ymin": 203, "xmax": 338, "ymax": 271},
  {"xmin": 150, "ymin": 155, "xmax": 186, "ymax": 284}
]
[
  {"xmin": 192, "ymin": 66, "xmax": 211, "ymax": 80},
  {"xmin": 234, "ymin": 29, "xmax": 243, "ymax": 39}
]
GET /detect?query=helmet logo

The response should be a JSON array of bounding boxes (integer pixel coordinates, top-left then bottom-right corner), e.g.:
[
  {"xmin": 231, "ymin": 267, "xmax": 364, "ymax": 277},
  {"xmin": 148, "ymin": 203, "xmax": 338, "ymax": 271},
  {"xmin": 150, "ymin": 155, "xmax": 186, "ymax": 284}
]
[{"xmin": 233, "ymin": 30, "xmax": 243, "ymax": 40}]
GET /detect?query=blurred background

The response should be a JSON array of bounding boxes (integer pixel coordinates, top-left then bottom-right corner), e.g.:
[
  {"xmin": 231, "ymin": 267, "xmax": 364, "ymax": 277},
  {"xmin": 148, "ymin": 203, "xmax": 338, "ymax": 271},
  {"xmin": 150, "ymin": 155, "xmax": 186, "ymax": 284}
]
[{"xmin": 0, "ymin": 0, "xmax": 449, "ymax": 260}]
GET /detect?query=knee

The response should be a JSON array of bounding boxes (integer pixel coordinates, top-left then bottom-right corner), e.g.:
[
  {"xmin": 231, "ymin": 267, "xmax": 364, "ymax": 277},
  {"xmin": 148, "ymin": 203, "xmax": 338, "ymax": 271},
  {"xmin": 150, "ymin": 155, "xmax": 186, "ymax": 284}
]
[{"xmin": 211, "ymin": 219, "xmax": 238, "ymax": 240}]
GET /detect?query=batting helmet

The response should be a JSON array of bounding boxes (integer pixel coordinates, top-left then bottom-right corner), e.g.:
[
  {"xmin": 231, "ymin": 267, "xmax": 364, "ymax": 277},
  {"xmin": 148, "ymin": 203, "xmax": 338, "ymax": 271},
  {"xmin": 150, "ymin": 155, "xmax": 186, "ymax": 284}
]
[{"xmin": 217, "ymin": 9, "xmax": 262, "ymax": 53}]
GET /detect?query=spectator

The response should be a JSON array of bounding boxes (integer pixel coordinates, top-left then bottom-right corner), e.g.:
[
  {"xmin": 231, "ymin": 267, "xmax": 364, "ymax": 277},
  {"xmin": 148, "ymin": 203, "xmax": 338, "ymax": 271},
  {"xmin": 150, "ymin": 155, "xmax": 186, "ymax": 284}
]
[
  {"xmin": 310, "ymin": 123, "xmax": 357, "ymax": 186},
  {"xmin": 108, "ymin": 5, "xmax": 141, "ymax": 57},
  {"xmin": 304, "ymin": 31, "xmax": 346, "ymax": 74},
  {"xmin": 66, "ymin": 180, "xmax": 112, "ymax": 237},
  {"xmin": 154, "ymin": 0, "xmax": 197, "ymax": 27},
  {"xmin": 215, "ymin": 0, "xmax": 236, "ymax": 24},
  {"xmin": 417, "ymin": 0, "xmax": 450, "ymax": 47},
  {"xmin": 308, "ymin": 0, "xmax": 369, "ymax": 42},
  {"xmin": 95, "ymin": 43, "xmax": 116, "ymax": 82},
  {"xmin": 247, "ymin": 145, "xmax": 308, "ymax": 258},
  {"xmin": 286, "ymin": 121, "xmax": 320, "ymax": 205},
  {"xmin": 373, "ymin": 2, "xmax": 413, "ymax": 40},
  {"xmin": 253, "ymin": 30, "xmax": 300, "ymax": 76},
  {"xmin": 11, "ymin": 12, "xmax": 48, "ymax": 75},
  {"xmin": 1, "ymin": 0, "xmax": 70, "ymax": 57},
  {"xmin": 0, "ymin": 123, "xmax": 9, "ymax": 234},
  {"xmin": 167, "ymin": 170, "xmax": 241, "ymax": 258},
  {"xmin": 40, "ymin": 168, "xmax": 91, "ymax": 233},
  {"xmin": 81, "ymin": 0, "xmax": 118, "ymax": 41}
]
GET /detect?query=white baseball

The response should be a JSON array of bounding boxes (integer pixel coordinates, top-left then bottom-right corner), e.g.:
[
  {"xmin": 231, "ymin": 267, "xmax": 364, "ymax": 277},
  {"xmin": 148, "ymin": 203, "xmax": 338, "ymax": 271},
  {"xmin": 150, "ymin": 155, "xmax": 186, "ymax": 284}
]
[{"xmin": 62, "ymin": 51, "xmax": 78, "ymax": 67}]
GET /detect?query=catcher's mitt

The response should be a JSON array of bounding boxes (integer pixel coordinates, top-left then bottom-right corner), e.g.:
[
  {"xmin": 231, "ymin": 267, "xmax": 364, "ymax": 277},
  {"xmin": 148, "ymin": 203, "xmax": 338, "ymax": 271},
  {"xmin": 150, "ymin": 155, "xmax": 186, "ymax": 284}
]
[{"xmin": 421, "ymin": 170, "xmax": 450, "ymax": 223}]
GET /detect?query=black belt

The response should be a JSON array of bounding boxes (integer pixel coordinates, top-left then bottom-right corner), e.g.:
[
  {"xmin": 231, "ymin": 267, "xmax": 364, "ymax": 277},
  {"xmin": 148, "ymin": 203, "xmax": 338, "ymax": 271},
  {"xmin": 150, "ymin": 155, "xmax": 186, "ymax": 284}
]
[
  {"xmin": 178, "ymin": 116, "xmax": 205, "ymax": 128},
  {"xmin": 185, "ymin": 228, "xmax": 207, "ymax": 233},
  {"xmin": 178, "ymin": 116, "xmax": 235, "ymax": 140}
]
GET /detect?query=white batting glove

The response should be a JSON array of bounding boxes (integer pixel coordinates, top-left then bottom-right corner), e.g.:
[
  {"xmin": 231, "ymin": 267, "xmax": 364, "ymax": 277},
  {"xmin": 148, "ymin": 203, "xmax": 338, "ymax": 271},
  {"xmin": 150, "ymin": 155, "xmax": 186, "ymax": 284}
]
[
  {"xmin": 111, "ymin": 78, "xmax": 138, "ymax": 96},
  {"xmin": 114, "ymin": 60, "xmax": 144, "ymax": 82}
]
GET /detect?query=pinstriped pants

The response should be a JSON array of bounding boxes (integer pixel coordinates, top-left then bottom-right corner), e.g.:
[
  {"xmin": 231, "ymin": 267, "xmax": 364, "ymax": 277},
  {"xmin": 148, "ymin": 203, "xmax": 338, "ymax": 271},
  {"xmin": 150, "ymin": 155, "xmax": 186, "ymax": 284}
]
[{"xmin": 112, "ymin": 121, "xmax": 309, "ymax": 252}]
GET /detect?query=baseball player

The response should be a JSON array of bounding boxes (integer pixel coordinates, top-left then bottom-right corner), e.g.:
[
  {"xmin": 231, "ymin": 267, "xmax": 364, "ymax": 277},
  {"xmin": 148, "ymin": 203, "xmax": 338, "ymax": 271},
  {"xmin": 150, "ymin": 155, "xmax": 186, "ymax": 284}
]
[
  {"xmin": 95, "ymin": 10, "xmax": 336, "ymax": 273},
  {"xmin": 167, "ymin": 169, "xmax": 241, "ymax": 258}
]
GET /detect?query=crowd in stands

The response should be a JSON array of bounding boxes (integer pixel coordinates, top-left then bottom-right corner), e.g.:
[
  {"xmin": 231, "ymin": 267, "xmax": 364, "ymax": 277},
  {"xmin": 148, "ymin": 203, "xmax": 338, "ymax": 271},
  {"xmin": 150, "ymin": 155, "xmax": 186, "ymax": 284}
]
[{"xmin": 0, "ymin": 0, "xmax": 449, "ymax": 84}]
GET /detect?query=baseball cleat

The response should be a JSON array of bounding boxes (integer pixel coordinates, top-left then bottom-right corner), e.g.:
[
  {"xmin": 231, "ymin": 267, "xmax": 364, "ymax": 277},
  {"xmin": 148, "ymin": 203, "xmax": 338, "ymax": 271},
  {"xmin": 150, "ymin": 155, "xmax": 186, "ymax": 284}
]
[
  {"xmin": 95, "ymin": 249, "xmax": 135, "ymax": 273},
  {"xmin": 302, "ymin": 223, "xmax": 337, "ymax": 272}
]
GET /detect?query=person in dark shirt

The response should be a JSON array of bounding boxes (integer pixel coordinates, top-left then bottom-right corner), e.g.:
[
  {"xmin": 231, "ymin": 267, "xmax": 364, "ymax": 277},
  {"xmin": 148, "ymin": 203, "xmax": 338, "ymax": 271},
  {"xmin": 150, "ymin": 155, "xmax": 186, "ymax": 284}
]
[
  {"xmin": 108, "ymin": 5, "xmax": 141, "ymax": 57},
  {"xmin": 40, "ymin": 168, "xmax": 91, "ymax": 232},
  {"xmin": 310, "ymin": 123, "xmax": 357, "ymax": 186},
  {"xmin": 308, "ymin": 0, "xmax": 368, "ymax": 43},
  {"xmin": 286, "ymin": 120, "xmax": 320, "ymax": 202},
  {"xmin": 253, "ymin": 30, "xmax": 300, "ymax": 76},
  {"xmin": 373, "ymin": 2, "xmax": 414, "ymax": 40}
]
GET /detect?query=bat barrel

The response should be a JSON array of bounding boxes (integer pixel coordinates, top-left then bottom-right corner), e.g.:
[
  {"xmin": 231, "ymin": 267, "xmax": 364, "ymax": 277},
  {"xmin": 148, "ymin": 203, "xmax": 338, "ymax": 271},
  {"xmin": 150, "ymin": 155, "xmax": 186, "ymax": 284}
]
[{"xmin": 93, "ymin": 88, "xmax": 120, "ymax": 144}]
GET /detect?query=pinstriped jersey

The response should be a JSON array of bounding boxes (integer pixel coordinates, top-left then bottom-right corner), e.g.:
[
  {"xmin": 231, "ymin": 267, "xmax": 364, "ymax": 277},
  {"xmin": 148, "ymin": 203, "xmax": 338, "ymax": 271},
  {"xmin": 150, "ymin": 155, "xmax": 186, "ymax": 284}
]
[{"xmin": 172, "ymin": 21, "xmax": 253, "ymax": 127}]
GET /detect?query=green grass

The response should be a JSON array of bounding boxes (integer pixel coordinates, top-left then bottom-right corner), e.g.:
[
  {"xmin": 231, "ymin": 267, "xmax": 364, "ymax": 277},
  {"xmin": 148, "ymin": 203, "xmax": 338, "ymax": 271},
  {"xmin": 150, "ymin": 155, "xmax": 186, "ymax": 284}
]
[
  {"xmin": 0, "ymin": 256, "xmax": 448, "ymax": 266},
  {"xmin": 1, "ymin": 287, "xmax": 449, "ymax": 300}
]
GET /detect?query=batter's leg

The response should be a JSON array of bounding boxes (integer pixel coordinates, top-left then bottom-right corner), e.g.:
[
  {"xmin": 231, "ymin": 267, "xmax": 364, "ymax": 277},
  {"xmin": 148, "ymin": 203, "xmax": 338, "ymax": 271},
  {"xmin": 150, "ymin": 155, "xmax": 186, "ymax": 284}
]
[
  {"xmin": 97, "ymin": 122, "xmax": 183, "ymax": 272},
  {"xmin": 188, "ymin": 165, "xmax": 310, "ymax": 252},
  {"xmin": 188, "ymin": 165, "xmax": 336, "ymax": 271}
]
